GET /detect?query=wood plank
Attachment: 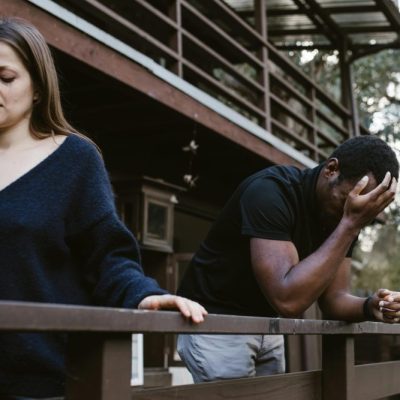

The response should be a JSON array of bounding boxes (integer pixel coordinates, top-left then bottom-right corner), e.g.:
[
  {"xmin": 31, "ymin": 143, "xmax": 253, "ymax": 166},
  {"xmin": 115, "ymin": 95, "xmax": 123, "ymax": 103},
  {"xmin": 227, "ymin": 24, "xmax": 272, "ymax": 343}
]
[
  {"xmin": 2, "ymin": 302, "xmax": 400, "ymax": 335},
  {"xmin": 182, "ymin": 59, "xmax": 266, "ymax": 118},
  {"xmin": 354, "ymin": 361, "xmax": 400, "ymax": 400},
  {"xmin": 132, "ymin": 370, "xmax": 321, "ymax": 400},
  {"xmin": 82, "ymin": 0, "xmax": 179, "ymax": 60},
  {"xmin": 181, "ymin": 0, "xmax": 263, "ymax": 68},
  {"xmin": 182, "ymin": 28, "xmax": 264, "ymax": 92}
]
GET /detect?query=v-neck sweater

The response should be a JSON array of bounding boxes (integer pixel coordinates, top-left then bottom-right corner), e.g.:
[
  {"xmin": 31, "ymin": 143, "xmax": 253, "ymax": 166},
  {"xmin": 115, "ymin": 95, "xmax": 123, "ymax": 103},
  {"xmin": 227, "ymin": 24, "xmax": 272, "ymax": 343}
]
[{"xmin": 0, "ymin": 134, "xmax": 167, "ymax": 397}]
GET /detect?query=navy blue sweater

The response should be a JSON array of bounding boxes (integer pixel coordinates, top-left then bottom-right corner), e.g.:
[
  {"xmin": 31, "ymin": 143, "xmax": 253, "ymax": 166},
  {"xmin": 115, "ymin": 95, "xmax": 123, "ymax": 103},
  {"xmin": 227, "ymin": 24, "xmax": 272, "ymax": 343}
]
[{"xmin": 0, "ymin": 134, "xmax": 167, "ymax": 397}]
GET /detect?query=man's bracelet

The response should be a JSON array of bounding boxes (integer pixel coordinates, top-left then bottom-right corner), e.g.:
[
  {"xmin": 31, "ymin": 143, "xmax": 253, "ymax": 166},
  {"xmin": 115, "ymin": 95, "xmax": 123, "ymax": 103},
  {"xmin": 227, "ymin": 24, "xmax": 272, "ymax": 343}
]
[{"xmin": 363, "ymin": 295, "xmax": 375, "ymax": 321}]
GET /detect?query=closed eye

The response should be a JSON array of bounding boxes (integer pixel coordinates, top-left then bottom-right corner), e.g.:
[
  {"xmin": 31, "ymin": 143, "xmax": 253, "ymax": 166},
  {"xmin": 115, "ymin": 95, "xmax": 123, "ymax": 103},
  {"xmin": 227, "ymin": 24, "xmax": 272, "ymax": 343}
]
[{"xmin": 0, "ymin": 76, "xmax": 15, "ymax": 84}]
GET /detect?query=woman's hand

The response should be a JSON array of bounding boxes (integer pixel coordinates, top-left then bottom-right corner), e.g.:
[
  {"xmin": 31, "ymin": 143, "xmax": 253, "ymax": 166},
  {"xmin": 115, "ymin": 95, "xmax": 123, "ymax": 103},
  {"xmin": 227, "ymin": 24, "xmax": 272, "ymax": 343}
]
[{"xmin": 138, "ymin": 294, "xmax": 208, "ymax": 323}]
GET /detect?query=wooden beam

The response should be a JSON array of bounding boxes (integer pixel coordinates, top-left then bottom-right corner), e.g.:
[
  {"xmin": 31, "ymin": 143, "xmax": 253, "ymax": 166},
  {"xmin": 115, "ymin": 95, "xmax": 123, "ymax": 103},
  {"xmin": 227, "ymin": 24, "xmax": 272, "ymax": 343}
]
[
  {"xmin": 292, "ymin": 0, "xmax": 339, "ymax": 45},
  {"xmin": 131, "ymin": 361, "xmax": 400, "ymax": 400},
  {"xmin": 132, "ymin": 370, "xmax": 321, "ymax": 400},
  {"xmin": 267, "ymin": 5, "xmax": 379, "ymax": 16},
  {"xmin": 379, "ymin": 0, "xmax": 400, "ymax": 32},
  {"xmin": 355, "ymin": 361, "xmax": 400, "ymax": 400},
  {"xmin": 3, "ymin": 302, "xmax": 400, "ymax": 335}
]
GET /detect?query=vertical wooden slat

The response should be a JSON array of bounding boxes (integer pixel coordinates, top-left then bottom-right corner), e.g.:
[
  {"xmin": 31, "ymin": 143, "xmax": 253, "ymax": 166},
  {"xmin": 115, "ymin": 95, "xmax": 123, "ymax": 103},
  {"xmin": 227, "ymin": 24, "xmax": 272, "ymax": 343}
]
[
  {"xmin": 303, "ymin": 303, "xmax": 322, "ymax": 370},
  {"xmin": 254, "ymin": 0, "xmax": 271, "ymax": 132},
  {"xmin": 339, "ymin": 40, "xmax": 360, "ymax": 137},
  {"xmin": 169, "ymin": 0, "xmax": 183, "ymax": 77},
  {"xmin": 286, "ymin": 335, "xmax": 305, "ymax": 372},
  {"xmin": 310, "ymin": 86, "xmax": 319, "ymax": 162},
  {"xmin": 66, "ymin": 333, "xmax": 132, "ymax": 400},
  {"xmin": 322, "ymin": 335, "xmax": 355, "ymax": 400}
]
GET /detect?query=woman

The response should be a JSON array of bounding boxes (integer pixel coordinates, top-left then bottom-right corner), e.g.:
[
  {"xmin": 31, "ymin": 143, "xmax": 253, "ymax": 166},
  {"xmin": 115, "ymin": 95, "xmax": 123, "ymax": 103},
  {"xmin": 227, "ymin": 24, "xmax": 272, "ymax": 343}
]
[{"xmin": 0, "ymin": 17, "xmax": 206, "ymax": 399}]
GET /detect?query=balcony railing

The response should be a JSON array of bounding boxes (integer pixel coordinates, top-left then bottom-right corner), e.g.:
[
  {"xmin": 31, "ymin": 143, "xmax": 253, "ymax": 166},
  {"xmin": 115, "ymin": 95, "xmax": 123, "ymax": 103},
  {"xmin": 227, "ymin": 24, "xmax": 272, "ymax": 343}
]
[
  {"xmin": 52, "ymin": 0, "xmax": 361, "ymax": 163},
  {"xmin": 2, "ymin": 301, "xmax": 400, "ymax": 399}
]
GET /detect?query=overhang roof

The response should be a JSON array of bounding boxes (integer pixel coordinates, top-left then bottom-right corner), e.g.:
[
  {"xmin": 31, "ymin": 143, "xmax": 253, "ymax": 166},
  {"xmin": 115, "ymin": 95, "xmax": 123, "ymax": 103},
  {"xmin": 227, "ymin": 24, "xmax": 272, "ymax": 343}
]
[{"xmin": 225, "ymin": 0, "xmax": 400, "ymax": 55}]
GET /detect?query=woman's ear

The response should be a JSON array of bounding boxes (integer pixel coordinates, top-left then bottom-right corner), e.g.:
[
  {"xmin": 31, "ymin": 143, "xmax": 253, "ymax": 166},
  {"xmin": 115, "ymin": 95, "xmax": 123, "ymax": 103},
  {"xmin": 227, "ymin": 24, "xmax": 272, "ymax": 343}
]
[{"xmin": 33, "ymin": 91, "xmax": 40, "ymax": 103}]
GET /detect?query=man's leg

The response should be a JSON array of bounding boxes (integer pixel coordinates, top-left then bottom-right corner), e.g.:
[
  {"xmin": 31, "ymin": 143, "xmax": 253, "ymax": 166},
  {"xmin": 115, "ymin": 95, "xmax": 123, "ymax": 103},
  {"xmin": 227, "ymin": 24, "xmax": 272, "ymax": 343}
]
[
  {"xmin": 255, "ymin": 334, "xmax": 285, "ymax": 376},
  {"xmin": 177, "ymin": 334, "xmax": 262, "ymax": 382}
]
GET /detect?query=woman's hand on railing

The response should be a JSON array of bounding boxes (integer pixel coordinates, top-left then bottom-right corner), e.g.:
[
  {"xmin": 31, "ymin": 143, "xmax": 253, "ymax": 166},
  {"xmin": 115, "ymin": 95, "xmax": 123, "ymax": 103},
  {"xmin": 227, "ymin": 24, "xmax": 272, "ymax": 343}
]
[
  {"xmin": 137, "ymin": 294, "xmax": 208, "ymax": 323},
  {"xmin": 371, "ymin": 289, "xmax": 400, "ymax": 323}
]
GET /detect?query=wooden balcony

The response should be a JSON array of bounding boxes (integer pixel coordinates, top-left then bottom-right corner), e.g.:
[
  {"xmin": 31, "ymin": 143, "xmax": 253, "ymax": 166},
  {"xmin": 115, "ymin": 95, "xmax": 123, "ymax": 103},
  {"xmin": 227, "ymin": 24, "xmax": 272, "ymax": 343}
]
[
  {"xmin": 35, "ymin": 0, "xmax": 372, "ymax": 163},
  {"xmin": 2, "ymin": 301, "xmax": 400, "ymax": 399}
]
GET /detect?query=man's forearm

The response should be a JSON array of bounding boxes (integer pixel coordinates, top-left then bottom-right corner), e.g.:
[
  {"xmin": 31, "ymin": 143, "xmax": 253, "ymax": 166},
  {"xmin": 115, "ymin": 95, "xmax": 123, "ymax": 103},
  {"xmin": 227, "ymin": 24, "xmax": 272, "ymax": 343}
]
[
  {"xmin": 275, "ymin": 219, "xmax": 359, "ymax": 316},
  {"xmin": 319, "ymin": 292, "xmax": 365, "ymax": 322}
]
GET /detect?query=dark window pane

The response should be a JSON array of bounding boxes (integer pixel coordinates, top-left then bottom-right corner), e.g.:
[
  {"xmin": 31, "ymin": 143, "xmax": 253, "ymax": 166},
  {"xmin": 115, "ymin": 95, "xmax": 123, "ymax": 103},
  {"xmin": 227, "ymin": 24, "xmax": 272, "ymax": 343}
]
[{"xmin": 147, "ymin": 202, "xmax": 167, "ymax": 240}]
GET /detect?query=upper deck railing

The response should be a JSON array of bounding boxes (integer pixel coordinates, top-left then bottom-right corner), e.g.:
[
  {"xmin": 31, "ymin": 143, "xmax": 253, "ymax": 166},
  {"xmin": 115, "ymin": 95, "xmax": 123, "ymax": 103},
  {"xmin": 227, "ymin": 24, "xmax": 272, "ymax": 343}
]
[
  {"xmin": 50, "ymin": 0, "xmax": 365, "ymax": 163},
  {"xmin": 2, "ymin": 301, "xmax": 400, "ymax": 400}
]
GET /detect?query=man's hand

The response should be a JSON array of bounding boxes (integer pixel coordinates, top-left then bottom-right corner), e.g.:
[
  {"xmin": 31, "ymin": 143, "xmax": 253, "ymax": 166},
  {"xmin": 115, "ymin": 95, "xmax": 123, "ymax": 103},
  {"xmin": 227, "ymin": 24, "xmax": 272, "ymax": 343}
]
[
  {"xmin": 369, "ymin": 289, "xmax": 400, "ymax": 323},
  {"xmin": 343, "ymin": 172, "xmax": 396, "ymax": 231},
  {"xmin": 138, "ymin": 294, "xmax": 208, "ymax": 323}
]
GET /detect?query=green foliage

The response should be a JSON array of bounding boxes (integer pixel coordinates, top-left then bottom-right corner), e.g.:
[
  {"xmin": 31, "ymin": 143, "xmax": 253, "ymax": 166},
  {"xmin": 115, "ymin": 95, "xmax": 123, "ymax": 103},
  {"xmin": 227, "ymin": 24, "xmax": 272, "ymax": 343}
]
[
  {"xmin": 352, "ymin": 50, "xmax": 400, "ymax": 292},
  {"xmin": 353, "ymin": 223, "xmax": 400, "ymax": 292},
  {"xmin": 353, "ymin": 49, "xmax": 400, "ymax": 132}
]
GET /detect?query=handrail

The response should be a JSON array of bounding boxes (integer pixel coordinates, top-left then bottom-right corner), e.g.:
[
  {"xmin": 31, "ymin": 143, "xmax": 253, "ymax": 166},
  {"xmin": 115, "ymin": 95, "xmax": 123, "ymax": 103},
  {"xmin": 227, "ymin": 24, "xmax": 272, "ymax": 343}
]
[
  {"xmin": 2, "ymin": 301, "xmax": 400, "ymax": 400},
  {"xmin": 1, "ymin": 301, "xmax": 400, "ymax": 335}
]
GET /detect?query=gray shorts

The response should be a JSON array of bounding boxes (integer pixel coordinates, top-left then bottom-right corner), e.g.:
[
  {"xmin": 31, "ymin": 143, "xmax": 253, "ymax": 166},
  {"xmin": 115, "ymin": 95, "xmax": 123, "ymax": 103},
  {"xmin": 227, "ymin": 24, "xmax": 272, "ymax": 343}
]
[{"xmin": 177, "ymin": 334, "xmax": 285, "ymax": 382}]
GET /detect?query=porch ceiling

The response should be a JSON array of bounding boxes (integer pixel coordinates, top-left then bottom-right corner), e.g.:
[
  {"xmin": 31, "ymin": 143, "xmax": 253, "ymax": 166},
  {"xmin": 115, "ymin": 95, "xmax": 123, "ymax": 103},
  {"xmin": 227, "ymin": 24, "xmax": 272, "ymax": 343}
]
[{"xmin": 225, "ymin": 0, "xmax": 400, "ymax": 52}]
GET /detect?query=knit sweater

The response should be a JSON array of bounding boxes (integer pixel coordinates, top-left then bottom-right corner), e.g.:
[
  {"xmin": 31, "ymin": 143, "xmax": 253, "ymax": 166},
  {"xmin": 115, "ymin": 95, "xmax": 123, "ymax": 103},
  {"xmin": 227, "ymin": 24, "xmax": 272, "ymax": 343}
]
[{"xmin": 0, "ymin": 134, "xmax": 167, "ymax": 397}]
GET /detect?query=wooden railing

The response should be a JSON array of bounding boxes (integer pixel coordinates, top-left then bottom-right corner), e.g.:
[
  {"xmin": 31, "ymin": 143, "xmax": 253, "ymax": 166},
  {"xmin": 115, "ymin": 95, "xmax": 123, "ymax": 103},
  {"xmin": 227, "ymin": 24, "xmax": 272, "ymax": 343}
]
[
  {"xmin": 53, "ymin": 0, "xmax": 367, "ymax": 163},
  {"xmin": 1, "ymin": 301, "xmax": 400, "ymax": 399}
]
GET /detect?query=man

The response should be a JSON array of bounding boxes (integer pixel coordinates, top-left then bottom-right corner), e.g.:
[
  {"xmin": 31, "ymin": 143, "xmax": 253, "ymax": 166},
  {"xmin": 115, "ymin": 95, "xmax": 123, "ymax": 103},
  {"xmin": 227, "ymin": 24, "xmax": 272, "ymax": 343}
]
[{"xmin": 177, "ymin": 135, "xmax": 399, "ymax": 382}]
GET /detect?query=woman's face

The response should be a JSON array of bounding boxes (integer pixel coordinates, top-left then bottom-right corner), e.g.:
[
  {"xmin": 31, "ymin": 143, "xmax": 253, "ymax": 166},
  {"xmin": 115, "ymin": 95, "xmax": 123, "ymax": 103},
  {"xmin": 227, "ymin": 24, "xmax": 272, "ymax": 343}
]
[{"xmin": 0, "ymin": 41, "xmax": 35, "ymax": 134}]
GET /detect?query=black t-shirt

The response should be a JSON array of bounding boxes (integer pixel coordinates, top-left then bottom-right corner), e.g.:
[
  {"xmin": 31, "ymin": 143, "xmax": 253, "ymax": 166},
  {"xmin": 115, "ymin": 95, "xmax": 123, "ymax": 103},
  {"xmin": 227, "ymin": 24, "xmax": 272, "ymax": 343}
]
[{"xmin": 178, "ymin": 164, "xmax": 355, "ymax": 317}]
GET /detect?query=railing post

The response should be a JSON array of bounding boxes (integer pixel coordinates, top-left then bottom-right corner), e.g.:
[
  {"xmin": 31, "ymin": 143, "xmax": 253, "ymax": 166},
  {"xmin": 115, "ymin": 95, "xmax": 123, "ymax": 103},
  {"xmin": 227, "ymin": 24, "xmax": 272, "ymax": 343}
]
[
  {"xmin": 310, "ymin": 85, "xmax": 319, "ymax": 162},
  {"xmin": 254, "ymin": 0, "xmax": 271, "ymax": 132},
  {"xmin": 168, "ymin": 0, "xmax": 183, "ymax": 77},
  {"xmin": 322, "ymin": 335, "xmax": 355, "ymax": 400},
  {"xmin": 339, "ymin": 39, "xmax": 359, "ymax": 137},
  {"xmin": 66, "ymin": 333, "xmax": 132, "ymax": 400}
]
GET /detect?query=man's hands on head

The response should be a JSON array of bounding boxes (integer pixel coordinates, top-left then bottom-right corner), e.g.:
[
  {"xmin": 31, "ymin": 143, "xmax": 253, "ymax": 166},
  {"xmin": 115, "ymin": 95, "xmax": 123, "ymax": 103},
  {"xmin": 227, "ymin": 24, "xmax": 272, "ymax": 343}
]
[
  {"xmin": 343, "ymin": 172, "xmax": 397, "ymax": 232},
  {"xmin": 137, "ymin": 294, "xmax": 208, "ymax": 323}
]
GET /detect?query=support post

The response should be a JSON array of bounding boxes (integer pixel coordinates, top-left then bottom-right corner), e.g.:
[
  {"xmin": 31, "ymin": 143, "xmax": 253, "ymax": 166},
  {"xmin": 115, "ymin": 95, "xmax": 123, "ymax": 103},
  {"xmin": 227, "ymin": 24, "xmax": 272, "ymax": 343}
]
[
  {"xmin": 169, "ymin": 0, "xmax": 183, "ymax": 77},
  {"xmin": 66, "ymin": 333, "xmax": 132, "ymax": 400},
  {"xmin": 254, "ymin": 0, "xmax": 272, "ymax": 131},
  {"xmin": 322, "ymin": 335, "xmax": 355, "ymax": 400},
  {"xmin": 339, "ymin": 41, "xmax": 360, "ymax": 137}
]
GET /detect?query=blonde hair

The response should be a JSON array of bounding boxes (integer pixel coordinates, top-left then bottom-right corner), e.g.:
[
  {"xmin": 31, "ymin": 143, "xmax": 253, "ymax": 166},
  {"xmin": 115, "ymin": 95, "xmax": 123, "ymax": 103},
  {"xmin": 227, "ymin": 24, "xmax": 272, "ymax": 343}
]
[{"xmin": 0, "ymin": 17, "xmax": 93, "ymax": 144}]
